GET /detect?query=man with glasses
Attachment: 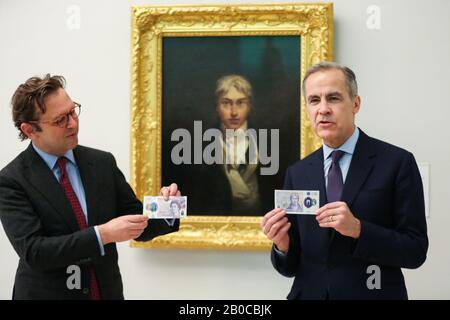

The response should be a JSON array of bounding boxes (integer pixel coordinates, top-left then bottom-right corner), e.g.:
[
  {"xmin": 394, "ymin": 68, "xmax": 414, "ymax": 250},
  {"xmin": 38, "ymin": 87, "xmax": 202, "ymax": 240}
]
[{"xmin": 0, "ymin": 74, "xmax": 181, "ymax": 299}]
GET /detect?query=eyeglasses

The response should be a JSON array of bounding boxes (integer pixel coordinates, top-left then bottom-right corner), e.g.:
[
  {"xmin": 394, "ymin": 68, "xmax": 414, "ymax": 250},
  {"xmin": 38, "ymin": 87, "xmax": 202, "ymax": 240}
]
[{"xmin": 29, "ymin": 102, "xmax": 81, "ymax": 128}]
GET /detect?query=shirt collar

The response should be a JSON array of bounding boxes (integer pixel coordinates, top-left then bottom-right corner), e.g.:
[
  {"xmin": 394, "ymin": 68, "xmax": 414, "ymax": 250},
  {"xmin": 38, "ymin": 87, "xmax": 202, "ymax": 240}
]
[
  {"xmin": 32, "ymin": 143, "xmax": 76, "ymax": 170},
  {"xmin": 323, "ymin": 127, "xmax": 360, "ymax": 160}
]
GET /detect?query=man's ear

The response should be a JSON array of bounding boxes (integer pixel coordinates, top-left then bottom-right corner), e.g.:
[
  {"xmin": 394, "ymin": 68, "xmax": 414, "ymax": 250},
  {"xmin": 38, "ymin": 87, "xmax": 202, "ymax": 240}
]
[
  {"xmin": 353, "ymin": 95, "xmax": 361, "ymax": 114},
  {"xmin": 20, "ymin": 123, "xmax": 36, "ymax": 139}
]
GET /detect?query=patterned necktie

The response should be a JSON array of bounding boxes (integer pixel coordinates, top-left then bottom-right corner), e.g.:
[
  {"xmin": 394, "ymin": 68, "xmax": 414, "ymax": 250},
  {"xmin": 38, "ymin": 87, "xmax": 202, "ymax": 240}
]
[
  {"xmin": 326, "ymin": 150, "xmax": 345, "ymax": 203},
  {"xmin": 57, "ymin": 157, "xmax": 101, "ymax": 300}
]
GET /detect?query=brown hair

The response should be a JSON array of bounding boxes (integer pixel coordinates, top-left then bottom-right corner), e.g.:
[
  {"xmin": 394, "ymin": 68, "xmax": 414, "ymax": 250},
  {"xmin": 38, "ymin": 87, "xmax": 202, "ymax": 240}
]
[{"xmin": 11, "ymin": 74, "xmax": 66, "ymax": 140}]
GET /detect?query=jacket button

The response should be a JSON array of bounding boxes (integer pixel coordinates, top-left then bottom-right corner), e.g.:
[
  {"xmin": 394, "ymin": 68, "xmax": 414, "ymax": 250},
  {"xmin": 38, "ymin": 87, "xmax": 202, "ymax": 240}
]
[{"xmin": 83, "ymin": 288, "xmax": 90, "ymax": 295}]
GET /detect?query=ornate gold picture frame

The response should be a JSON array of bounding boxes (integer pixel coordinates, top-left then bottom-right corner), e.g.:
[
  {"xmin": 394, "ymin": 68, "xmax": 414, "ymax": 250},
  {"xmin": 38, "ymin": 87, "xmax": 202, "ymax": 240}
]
[{"xmin": 130, "ymin": 3, "xmax": 333, "ymax": 250}]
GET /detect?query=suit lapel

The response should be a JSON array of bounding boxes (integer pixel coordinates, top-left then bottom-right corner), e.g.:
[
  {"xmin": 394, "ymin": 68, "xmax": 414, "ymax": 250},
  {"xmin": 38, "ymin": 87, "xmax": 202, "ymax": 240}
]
[
  {"xmin": 302, "ymin": 148, "xmax": 330, "ymax": 248},
  {"xmin": 305, "ymin": 148, "xmax": 328, "ymax": 207},
  {"xmin": 330, "ymin": 130, "xmax": 376, "ymax": 242},
  {"xmin": 24, "ymin": 144, "xmax": 80, "ymax": 231},
  {"xmin": 341, "ymin": 131, "xmax": 376, "ymax": 209},
  {"xmin": 74, "ymin": 146, "xmax": 100, "ymax": 227}
]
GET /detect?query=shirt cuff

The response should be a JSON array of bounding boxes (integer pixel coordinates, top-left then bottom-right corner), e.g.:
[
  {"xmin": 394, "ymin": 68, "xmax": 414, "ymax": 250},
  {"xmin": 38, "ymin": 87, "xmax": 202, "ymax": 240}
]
[
  {"xmin": 165, "ymin": 219, "xmax": 176, "ymax": 227},
  {"xmin": 273, "ymin": 244, "xmax": 288, "ymax": 257},
  {"xmin": 94, "ymin": 226, "xmax": 105, "ymax": 256}
]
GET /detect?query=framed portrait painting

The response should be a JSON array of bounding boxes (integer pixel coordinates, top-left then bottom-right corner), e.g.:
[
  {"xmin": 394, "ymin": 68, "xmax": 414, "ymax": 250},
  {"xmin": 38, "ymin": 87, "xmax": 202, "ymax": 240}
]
[{"xmin": 130, "ymin": 3, "xmax": 333, "ymax": 250}]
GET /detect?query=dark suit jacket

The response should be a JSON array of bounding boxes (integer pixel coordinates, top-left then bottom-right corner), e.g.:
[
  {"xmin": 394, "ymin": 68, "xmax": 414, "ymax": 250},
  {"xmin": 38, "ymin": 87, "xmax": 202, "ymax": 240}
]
[
  {"xmin": 187, "ymin": 163, "xmax": 276, "ymax": 216},
  {"xmin": 184, "ymin": 123, "xmax": 279, "ymax": 216},
  {"xmin": 0, "ymin": 144, "xmax": 179, "ymax": 300},
  {"xmin": 271, "ymin": 130, "xmax": 428, "ymax": 300}
]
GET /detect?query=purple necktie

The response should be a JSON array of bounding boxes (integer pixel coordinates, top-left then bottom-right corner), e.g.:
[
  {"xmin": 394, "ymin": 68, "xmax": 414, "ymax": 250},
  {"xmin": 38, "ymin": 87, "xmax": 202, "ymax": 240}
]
[{"xmin": 326, "ymin": 150, "xmax": 345, "ymax": 203}]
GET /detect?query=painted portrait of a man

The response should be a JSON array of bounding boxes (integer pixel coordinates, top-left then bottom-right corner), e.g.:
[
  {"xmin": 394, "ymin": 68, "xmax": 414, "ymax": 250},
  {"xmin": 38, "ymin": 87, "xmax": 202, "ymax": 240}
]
[{"xmin": 161, "ymin": 36, "xmax": 300, "ymax": 216}]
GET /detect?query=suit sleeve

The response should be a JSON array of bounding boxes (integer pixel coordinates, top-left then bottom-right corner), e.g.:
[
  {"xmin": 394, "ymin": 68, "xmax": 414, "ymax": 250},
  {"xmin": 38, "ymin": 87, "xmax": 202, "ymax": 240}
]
[
  {"xmin": 352, "ymin": 152, "xmax": 428, "ymax": 269},
  {"xmin": 109, "ymin": 153, "xmax": 179, "ymax": 241},
  {"xmin": 0, "ymin": 173, "xmax": 101, "ymax": 272},
  {"xmin": 271, "ymin": 166, "xmax": 301, "ymax": 277}
]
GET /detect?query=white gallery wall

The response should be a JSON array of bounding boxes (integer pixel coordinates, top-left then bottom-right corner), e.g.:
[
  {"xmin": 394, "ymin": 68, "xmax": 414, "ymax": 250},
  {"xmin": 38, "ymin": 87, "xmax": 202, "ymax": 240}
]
[{"xmin": 0, "ymin": 0, "xmax": 449, "ymax": 299}]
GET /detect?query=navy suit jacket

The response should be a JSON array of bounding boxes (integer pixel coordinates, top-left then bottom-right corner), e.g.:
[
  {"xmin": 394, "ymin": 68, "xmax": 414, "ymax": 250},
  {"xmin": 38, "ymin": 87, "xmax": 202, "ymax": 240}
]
[
  {"xmin": 271, "ymin": 130, "xmax": 428, "ymax": 300},
  {"xmin": 0, "ymin": 144, "xmax": 179, "ymax": 299}
]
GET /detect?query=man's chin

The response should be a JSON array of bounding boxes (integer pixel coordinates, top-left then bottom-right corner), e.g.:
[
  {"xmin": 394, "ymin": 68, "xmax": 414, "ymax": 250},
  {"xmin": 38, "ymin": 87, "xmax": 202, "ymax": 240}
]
[
  {"xmin": 316, "ymin": 126, "xmax": 334, "ymax": 136},
  {"xmin": 316, "ymin": 131, "xmax": 336, "ymax": 143},
  {"xmin": 67, "ymin": 137, "xmax": 79, "ymax": 149},
  {"xmin": 225, "ymin": 123, "xmax": 242, "ymax": 130}
]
